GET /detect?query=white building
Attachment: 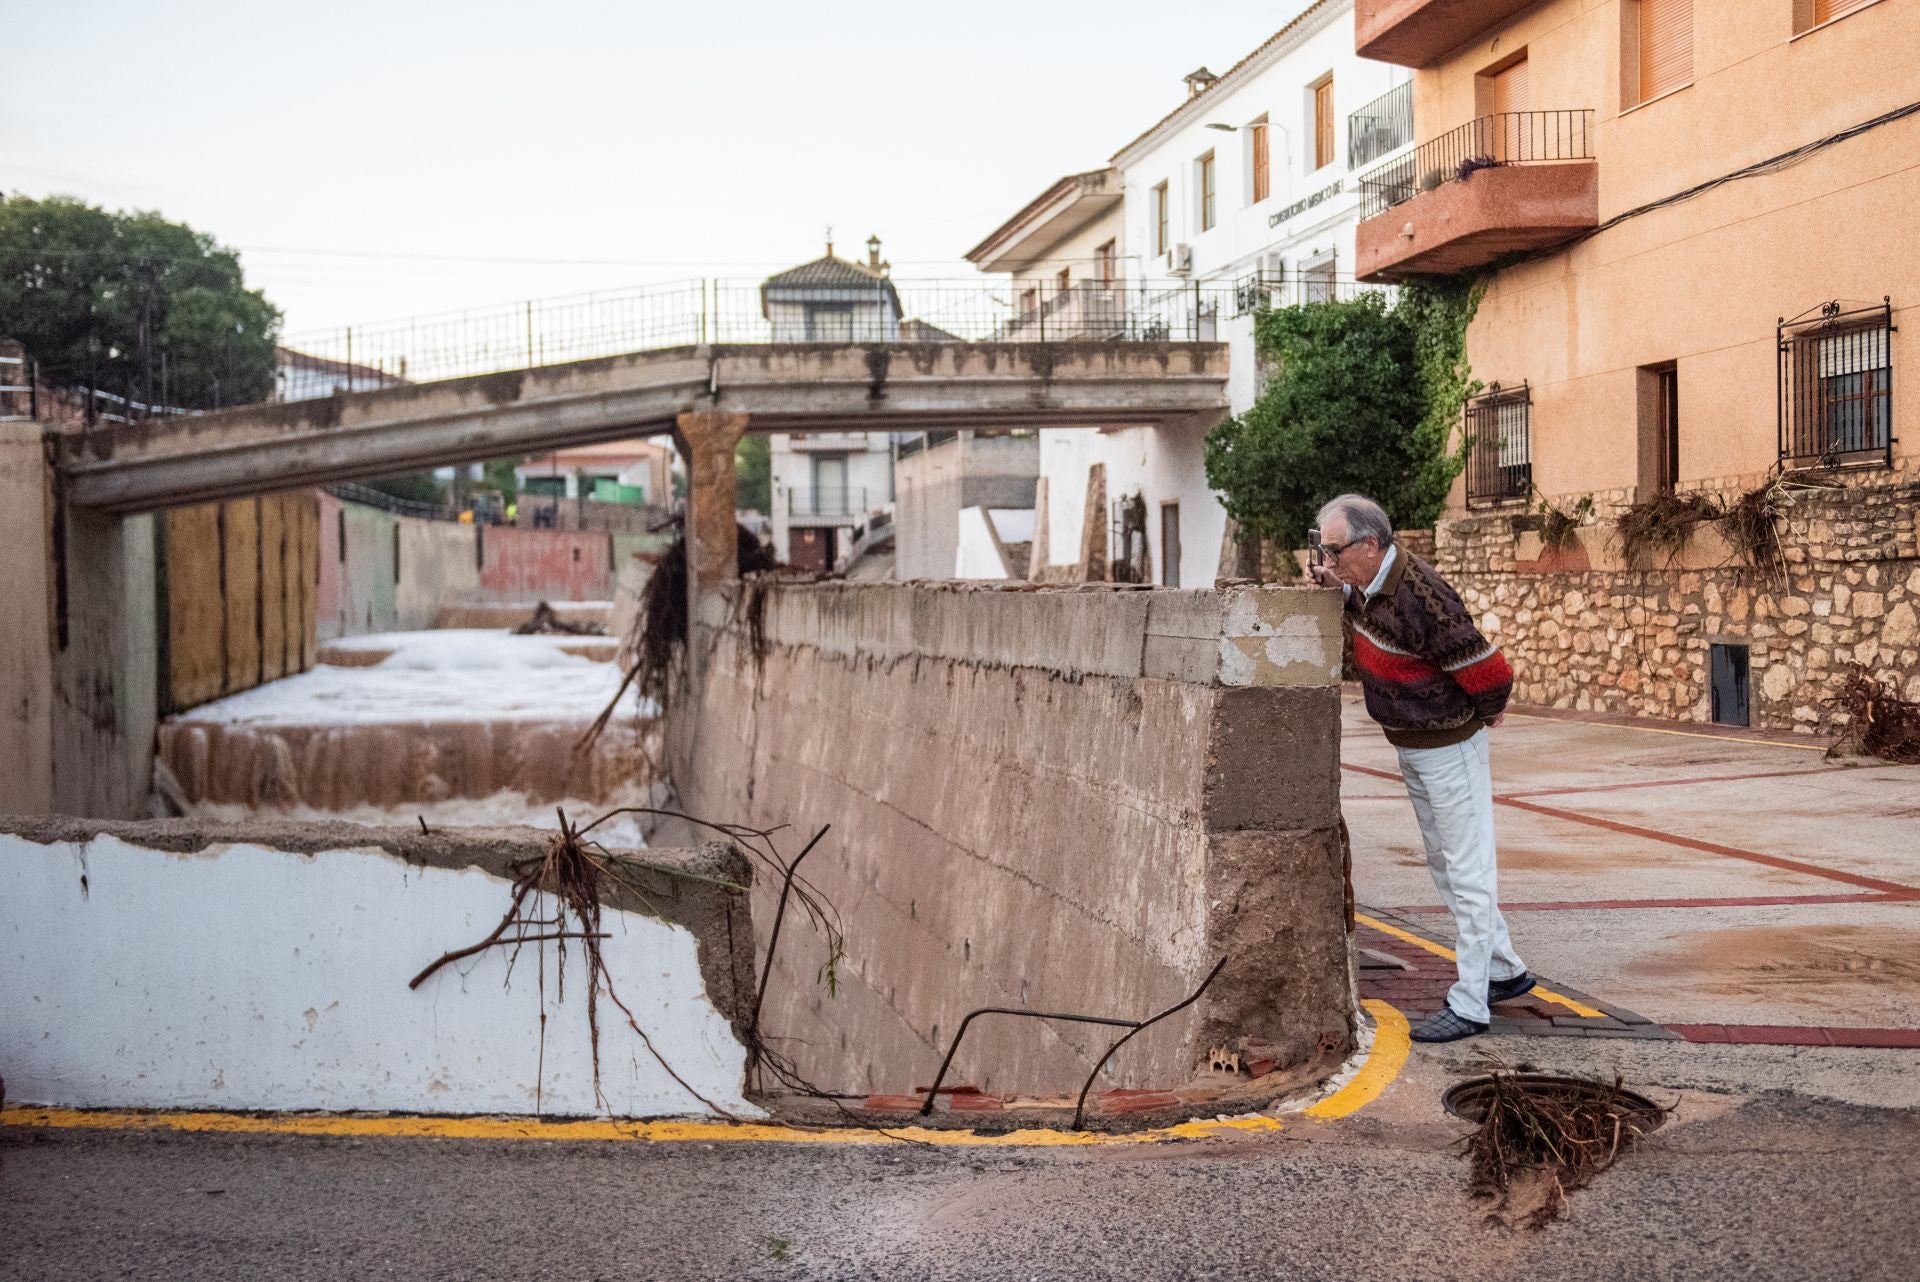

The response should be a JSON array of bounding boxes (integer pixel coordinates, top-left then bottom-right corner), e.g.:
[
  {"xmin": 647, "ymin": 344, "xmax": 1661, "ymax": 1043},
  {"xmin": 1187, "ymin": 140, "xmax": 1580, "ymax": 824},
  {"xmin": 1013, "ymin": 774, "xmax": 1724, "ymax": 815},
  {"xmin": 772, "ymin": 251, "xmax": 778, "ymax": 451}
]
[
  {"xmin": 971, "ymin": 0, "xmax": 1411, "ymax": 586},
  {"xmin": 763, "ymin": 240, "xmax": 901, "ymax": 571}
]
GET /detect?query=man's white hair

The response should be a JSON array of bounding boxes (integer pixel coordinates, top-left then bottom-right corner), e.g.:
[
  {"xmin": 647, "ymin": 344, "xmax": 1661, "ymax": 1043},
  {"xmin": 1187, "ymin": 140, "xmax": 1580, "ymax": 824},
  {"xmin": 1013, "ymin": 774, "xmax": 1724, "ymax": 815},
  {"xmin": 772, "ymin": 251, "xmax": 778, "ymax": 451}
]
[{"xmin": 1316, "ymin": 493, "xmax": 1395, "ymax": 547}]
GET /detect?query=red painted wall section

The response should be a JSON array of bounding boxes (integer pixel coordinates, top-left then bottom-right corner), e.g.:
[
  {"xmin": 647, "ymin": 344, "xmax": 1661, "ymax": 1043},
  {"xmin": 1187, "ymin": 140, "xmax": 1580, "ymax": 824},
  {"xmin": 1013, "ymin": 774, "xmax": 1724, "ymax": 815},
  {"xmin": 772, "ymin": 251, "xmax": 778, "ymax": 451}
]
[{"xmin": 477, "ymin": 527, "xmax": 614, "ymax": 602}]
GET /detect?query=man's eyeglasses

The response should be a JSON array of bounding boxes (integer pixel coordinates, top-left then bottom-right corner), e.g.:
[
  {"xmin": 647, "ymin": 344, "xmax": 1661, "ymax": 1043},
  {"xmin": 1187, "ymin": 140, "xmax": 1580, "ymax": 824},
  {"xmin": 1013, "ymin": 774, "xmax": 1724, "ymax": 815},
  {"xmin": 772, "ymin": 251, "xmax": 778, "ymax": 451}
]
[{"xmin": 1320, "ymin": 537, "xmax": 1367, "ymax": 560}]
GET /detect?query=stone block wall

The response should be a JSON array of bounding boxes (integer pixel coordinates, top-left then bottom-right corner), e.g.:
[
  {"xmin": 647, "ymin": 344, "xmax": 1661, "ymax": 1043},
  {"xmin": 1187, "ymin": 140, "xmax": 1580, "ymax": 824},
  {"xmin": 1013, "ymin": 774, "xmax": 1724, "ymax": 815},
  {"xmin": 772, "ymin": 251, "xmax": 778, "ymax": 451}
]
[
  {"xmin": 1433, "ymin": 469, "xmax": 1920, "ymax": 732},
  {"xmin": 666, "ymin": 579, "xmax": 1352, "ymax": 1098}
]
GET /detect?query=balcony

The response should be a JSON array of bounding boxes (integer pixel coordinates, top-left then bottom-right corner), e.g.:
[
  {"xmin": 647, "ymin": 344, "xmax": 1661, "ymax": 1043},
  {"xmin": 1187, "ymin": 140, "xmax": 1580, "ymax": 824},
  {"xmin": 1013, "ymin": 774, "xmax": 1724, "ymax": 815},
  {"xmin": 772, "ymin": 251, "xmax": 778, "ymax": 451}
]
[
  {"xmin": 787, "ymin": 486, "xmax": 869, "ymax": 522},
  {"xmin": 999, "ymin": 281, "xmax": 1132, "ymax": 341},
  {"xmin": 1355, "ymin": 110, "xmax": 1597, "ymax": 281},
  {"xmin": 1348, "ymin": 82, "xmax": 1414, "ymax": 171},
  {"xmin": 1355, "ymin": 0, "xmax": 1541, "ymax": 68}
]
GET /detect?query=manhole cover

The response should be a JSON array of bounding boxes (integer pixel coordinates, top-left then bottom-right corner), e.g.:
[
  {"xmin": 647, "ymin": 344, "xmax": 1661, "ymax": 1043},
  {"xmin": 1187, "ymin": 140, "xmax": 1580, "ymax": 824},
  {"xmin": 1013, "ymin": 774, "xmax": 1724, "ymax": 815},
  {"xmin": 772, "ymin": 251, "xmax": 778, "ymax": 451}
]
[{"xmin": 1443, "ymin": 1073, "xmax": 1668, "ymax": 1133}]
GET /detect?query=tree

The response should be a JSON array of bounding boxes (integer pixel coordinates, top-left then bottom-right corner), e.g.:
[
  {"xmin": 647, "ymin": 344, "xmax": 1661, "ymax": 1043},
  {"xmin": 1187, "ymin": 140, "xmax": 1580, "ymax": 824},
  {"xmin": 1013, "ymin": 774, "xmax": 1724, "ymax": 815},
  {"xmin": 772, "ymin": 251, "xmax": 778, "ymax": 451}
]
[
  {"xmin": 0, "ymin": 194, "xmax": 281, "ymax": 412},
  {"xmin": 1204, "ymin": 287, "xmax": 1475, "ymax": 564},
  {"xmin": 735, "ymin": 433, "xmax": 771, "ymax": 514}
]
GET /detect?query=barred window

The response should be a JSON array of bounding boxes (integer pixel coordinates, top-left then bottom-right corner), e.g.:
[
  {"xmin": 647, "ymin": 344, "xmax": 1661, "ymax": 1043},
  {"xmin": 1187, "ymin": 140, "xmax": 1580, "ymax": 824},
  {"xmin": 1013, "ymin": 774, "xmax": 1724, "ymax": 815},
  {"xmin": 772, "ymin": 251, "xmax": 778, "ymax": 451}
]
[
  {"xmin": 1465, "ymin": 383, "xmax": 1532, "ymax": 507},
  {"xmin": 1779, "ymin": 300, "xmax": 1894, "ymax": 466}
]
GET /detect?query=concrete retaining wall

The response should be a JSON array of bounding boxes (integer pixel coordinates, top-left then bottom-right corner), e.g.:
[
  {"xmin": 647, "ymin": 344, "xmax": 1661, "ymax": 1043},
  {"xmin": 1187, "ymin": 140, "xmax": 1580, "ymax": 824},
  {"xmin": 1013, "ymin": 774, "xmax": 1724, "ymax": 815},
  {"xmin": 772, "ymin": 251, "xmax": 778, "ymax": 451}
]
[
  {"xmin": 316, "ymin": 496, "xmax": 617, "ymax": 641},
  {"xmin": 396, "ymin": 520, "xmax": 482, "ymax": 631},
  {"xmin": 0, "ymin": 818, "xmax": 758, "ymax": 1118},
  {"xmin": 478, "ymin": 525, "xmax": 614, "ymax": 604},
  {"xmin": 667, "ymin": 579, "xmax": 1351, "ymax": 1098}
]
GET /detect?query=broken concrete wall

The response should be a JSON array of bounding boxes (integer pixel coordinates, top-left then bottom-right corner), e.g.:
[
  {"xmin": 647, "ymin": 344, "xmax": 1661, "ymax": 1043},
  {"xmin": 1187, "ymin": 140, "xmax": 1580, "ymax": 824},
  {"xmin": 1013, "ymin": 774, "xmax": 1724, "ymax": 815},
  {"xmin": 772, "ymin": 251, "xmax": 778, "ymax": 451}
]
[
  {"xmin": 395, "ymin": 519, "xmax": 483, "ymax": 631},
  {"xmin": 0, "ymin": 817, "xmax": 757, "ymax": 1118},
  {"xmin": 667, "ymin": 580, "xmax": 1350, "ymax": 1098}
]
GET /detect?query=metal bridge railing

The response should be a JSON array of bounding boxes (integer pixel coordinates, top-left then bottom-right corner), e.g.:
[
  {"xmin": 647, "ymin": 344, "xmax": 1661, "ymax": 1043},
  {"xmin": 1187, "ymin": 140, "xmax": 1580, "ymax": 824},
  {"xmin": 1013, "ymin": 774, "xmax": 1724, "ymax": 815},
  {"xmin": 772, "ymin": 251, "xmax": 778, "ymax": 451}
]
[{"xmin": 273, "ymin": 277, "xmax": 1247, "ymax": 403}]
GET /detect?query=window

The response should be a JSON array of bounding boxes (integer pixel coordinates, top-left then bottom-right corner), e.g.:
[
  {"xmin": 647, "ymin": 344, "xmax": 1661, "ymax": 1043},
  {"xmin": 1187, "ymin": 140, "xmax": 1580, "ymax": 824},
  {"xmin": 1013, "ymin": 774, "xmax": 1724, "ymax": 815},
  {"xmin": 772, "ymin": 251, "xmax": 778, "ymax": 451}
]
[
  {"xmin": 1479, "ymin": 53, "xmax": 1532, "ymax": 161},
  {"xmin": 1020, "ymin": 286, "xmax": 1038, "ymax": 316},
  {"xmin": 1464, "ymin": 383, "xmax": 1532, "ymax": 507},
  {"xmin": 1312, "ymin": 75, "xmax": 1335, "ymax": 170},
  {"xmin": 1629, "ymin": 0, "xmax": 1692, "ymax": 107},
  {"xmin": 1640, "ymin": 363, "xmax": 1680, "ymax": 496},
  {"xmin": 805, "ymin": 306, "xmax": 854, "ymax": 342},
  {"xmin": 1057, "ymin": 267, "xmax": 1071, "ymax": 295},
  {"xmin": 1779, "ymin": 301, "xmax": 1894, "ymax": 464},
  {"xmin": 1094, "ymin": 240, "xmax": 1116, "ymax": 286},
  {"xmin": 1197, "ymin": 152, "xmax": 1216, "ymax": 231},
  {"xmin": 1152, "ymin": 182, "xmax": 1169, "ymax": 255},
  {"xmin": 1249, "ymin": 116, "xmax": 1271, "ymax": 203},
  {"xmin": 1301, "ymin": 254, "xmax": 1336, "ymax": 303},
  {"xmin": 1800, "ymin": 0, "xmax": 1874, "ymax": 31}
]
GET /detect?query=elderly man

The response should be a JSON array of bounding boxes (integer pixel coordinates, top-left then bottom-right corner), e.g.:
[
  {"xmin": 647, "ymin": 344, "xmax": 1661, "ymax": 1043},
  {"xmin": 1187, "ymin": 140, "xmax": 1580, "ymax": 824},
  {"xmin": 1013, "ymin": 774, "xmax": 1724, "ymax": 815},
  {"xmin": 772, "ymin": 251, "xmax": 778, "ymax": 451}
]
[{"xmin": 1309, "ymin": 494, "xmax": 1531, "ymax": 1042}]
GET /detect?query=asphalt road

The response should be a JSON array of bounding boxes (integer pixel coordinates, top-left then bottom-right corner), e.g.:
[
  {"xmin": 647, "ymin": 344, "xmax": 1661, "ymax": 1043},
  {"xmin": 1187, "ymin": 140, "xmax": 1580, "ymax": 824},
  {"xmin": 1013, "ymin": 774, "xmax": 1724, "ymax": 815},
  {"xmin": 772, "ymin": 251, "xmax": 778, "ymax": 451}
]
[{"xmin": 5, "ymin": 1088, "xmax": 1917, "ymax": 1282}]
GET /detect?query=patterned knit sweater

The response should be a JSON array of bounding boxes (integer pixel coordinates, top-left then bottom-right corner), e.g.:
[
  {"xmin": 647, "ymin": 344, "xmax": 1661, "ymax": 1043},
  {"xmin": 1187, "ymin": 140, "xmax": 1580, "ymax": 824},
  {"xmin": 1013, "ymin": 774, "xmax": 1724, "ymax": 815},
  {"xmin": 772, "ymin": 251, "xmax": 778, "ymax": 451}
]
[{"xmin": 1345, "ymin": 550, "xmax": 1514, "ymax": 748}]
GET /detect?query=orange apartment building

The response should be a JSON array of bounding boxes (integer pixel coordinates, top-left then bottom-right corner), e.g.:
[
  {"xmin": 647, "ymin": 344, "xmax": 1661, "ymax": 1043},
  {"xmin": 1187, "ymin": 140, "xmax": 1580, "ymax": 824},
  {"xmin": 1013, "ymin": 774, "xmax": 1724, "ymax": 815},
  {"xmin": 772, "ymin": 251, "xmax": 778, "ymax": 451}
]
[{"xmin": 1351, "ymin": 0, "xmax": 1919, "ymax": 734}]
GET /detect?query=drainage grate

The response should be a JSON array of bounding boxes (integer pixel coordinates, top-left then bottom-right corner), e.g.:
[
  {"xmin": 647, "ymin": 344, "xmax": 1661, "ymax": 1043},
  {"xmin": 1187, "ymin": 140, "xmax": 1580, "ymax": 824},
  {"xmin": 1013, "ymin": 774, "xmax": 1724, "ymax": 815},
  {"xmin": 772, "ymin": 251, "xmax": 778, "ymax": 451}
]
[{"xmin": 1442, "ymin": 1073, "xmax": 1668, "ymax": 1134}]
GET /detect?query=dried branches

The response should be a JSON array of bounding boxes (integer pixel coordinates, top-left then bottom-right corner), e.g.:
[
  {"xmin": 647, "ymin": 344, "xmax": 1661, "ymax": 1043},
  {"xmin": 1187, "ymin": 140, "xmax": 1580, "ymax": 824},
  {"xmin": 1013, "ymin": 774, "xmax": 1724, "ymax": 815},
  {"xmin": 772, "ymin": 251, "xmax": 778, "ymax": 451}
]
[
  {"xmin": 1534, "ymin": 491, "xmax": 1594, "ymax": 553},
  {"xmin": 408, "ymin": 801, "xmax": 863, "ymax": 1126},
  {"xmin": 408, "ymin": 806, "xmax": 753, "ymax": 1118},
  {"xmin": 1460, "ymin": 1071, "xmax": 1669, "ymax": 1229},
  {"xmin": 1613, "ymin": 490, "xmax": 1723, "ymax": 568},
  {"xmin": 1835, "ymin": 665, "xmax": 1920, "ymax": 764},
  {"xmin": 582, "ymin": 525, "xmax": 779, "ymax": 749}
]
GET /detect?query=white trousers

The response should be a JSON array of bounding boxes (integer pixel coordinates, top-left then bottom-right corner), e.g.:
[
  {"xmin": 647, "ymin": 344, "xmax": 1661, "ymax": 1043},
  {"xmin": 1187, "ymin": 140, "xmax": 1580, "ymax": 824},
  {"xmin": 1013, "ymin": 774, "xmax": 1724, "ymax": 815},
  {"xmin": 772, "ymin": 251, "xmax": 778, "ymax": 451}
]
[{"xmin": 1394, "ymin": 729, "xmax": 1526, "ymax": 1024}]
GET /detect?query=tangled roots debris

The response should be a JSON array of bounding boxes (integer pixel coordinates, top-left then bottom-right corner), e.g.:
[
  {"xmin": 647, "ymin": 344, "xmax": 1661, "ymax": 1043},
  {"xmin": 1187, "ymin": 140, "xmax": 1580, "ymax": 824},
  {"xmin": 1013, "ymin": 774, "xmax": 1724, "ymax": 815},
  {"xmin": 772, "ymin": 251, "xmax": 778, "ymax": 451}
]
[
  {"xmin": 1836, "ymin": 665, "xmax": 1920, "ymax": 764},
  {"xmin": 1461, "ymin": 1071, "xmax": 1670, "ymax": 1229}
]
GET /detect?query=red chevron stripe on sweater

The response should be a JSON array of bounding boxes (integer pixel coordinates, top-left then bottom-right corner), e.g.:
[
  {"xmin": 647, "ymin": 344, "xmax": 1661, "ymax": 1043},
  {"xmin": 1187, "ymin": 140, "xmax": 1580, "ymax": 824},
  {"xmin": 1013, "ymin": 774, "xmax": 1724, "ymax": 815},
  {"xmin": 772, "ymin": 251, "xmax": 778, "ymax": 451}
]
[
  {"xmin": 1353, "ymin": 630, "xmax": 1438, "ymax": 684},
  {"xmin": 1450, "ymin": 650, "xmax": 1514, "ymax": 695}
]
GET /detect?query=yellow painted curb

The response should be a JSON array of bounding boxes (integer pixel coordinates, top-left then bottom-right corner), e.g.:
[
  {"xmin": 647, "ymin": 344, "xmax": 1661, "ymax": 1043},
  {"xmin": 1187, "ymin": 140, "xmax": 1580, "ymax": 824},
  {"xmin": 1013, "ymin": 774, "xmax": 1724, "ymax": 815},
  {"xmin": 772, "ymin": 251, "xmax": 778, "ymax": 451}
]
[
  {"xmin": 0, "ymin": 1002, "xmax": 1427, "ymax": 1147},
  {"xmin": 1303, "ymin": 999, "xmax": 1409, "ymax": 1120},
  {"xmin": 0, "ymin": 1103, "xmax": 1284, "ymax": 1149},
  {"xmin": 1355, "ymin": 912, "xmax": 1607, "ymax": 1019}
]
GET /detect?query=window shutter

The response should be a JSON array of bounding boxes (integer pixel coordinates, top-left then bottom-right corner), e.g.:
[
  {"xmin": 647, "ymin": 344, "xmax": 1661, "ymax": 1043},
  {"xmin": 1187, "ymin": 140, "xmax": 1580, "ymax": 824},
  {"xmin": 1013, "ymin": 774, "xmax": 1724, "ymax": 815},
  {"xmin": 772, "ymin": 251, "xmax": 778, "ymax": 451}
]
[
  {"xmin": 1638, "ymin": 0, "xmax": 1693, "ymax": 103},
  {"xmin": 1314, "ymin": 79, "xmax": 1334, "ymax": 169},
  {"xmin": 1252, "ymin": 121, "xmax": 1270, "ymax": 202},
  {"xmin": 1489, "ymin": 57, "xmax": 1530, "ymax": 117},
  {"xmin": 1813, "ymin": 0, "xmax": 1855, "ymax": 24}
]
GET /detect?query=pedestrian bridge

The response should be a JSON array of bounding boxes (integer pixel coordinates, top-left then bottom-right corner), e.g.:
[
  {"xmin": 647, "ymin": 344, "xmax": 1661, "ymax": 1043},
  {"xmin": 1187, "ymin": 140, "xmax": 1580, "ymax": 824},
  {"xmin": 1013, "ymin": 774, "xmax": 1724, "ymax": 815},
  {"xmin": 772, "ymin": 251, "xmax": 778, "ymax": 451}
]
[{"xmin": 60, "ymin": 341, "xmax": 1229, "ymax": 515}]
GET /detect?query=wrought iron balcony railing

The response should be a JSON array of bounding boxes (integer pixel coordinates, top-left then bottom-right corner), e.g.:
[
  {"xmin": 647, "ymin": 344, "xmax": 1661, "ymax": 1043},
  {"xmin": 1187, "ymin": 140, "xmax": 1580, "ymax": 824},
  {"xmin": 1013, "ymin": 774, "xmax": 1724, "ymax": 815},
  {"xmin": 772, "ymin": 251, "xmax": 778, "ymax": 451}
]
[
  {"xmin": 1349, "ymin": 82, "xmax": 1415, "ymax": 171},
  {"xmin": 787, "ymin": 486, "xmax": 869, "ymax": 518},
  {"xmin": 1358, "ymin": 110, "xmax": 1595, "ymax": 221}
]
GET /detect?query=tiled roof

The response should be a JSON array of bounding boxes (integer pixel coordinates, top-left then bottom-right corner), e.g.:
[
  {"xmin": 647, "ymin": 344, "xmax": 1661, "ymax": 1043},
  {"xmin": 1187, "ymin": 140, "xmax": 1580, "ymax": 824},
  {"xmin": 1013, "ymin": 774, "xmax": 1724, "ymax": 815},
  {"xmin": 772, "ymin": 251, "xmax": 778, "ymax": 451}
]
[{"xmin": 763, "ymin": 255, "xmax": 894, "ymax": 290}]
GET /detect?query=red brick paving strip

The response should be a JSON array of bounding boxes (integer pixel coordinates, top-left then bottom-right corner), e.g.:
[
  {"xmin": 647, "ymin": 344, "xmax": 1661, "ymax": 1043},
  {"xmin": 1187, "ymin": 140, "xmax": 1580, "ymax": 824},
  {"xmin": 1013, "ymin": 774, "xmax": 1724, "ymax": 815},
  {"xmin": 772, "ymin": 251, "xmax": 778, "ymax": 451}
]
[
  {"xmin": 1501, "ymin": 765, "xmax": 1852, "ymax": 800},
  {"xmin": 1392, "ymin": 892, "xmax": 1905, "ymax": 913},
  {"xmin": 1341, "ymin": 762, "xmax": 1920, "ymax": 899},
  {"xmin": 1669, "ymin": 1025, "xmax": 1920, "ymax": 1049}
]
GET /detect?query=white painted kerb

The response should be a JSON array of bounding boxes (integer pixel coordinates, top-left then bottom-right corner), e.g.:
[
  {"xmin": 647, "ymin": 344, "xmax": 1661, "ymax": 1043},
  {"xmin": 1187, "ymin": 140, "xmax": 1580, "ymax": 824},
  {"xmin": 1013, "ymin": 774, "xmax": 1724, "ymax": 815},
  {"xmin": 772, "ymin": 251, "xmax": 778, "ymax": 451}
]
[{"xmin": 0, "ymin": 833, "xmax": 757, "ymax": 1118}]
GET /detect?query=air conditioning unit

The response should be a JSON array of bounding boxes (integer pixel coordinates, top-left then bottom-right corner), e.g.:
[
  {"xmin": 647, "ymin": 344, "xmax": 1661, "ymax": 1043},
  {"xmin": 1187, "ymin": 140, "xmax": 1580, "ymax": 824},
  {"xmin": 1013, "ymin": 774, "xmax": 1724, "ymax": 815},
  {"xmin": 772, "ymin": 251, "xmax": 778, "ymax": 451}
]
[{"xmin": 1167, "ymin": 244, "xmax": 1194, "ymax": 275}]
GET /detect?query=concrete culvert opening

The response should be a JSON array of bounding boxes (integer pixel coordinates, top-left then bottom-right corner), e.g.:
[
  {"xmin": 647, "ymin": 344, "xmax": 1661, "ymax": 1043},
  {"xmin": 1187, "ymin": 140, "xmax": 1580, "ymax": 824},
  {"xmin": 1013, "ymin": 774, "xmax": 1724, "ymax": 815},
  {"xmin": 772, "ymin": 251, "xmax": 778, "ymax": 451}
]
[{"xmin": 1443, "ymin": 1072, "xmax": 1672, "ymax": 1229}]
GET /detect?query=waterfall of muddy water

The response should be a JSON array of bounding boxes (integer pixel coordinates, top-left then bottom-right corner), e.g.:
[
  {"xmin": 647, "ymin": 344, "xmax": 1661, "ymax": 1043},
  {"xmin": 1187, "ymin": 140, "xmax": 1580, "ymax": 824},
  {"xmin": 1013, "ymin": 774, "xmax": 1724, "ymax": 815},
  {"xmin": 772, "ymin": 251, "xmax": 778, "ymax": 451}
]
[{"xmin": 160, "ymin": 630, "xmax": 658, "ymax": 848}]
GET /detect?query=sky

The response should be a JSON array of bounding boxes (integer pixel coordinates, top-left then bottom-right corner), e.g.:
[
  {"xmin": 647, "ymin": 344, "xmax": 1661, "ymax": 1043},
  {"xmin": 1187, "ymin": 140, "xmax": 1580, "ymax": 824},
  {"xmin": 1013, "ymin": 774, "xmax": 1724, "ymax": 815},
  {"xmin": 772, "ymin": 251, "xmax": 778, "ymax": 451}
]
[{"xmin": 6, "ymin": 0, "xmax": 1316, "ymax": 341}]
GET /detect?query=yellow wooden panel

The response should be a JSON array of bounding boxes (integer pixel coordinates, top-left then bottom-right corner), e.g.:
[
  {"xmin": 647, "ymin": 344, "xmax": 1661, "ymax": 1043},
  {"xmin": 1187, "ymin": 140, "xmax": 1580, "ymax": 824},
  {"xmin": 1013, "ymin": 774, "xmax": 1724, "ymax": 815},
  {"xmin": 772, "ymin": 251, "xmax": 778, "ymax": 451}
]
[
  {"xmin": 259, "ymin": 495, "xmax": 288, "ymax": 683},
  {"xmin": 221, "ymin": 499, "xmax": 261, "ymax": 694},
  {"xmin": 163, "ymin": 504, "xmax": 225, "ymax": 710}
]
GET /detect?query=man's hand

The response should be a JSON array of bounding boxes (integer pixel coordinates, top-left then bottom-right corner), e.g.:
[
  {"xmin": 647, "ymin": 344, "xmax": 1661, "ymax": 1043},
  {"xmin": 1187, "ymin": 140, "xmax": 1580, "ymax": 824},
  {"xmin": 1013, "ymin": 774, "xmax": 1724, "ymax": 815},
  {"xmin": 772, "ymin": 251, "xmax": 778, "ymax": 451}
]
[{"xmin": 1304, "ymin": 563, "xmax": 1342, "ymax": 589}]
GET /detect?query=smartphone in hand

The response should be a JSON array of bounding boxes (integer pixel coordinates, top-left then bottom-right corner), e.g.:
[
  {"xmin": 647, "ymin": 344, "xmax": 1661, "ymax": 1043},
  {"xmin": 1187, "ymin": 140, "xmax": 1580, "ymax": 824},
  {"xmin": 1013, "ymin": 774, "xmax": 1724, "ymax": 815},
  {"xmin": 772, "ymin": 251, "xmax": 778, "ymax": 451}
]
[{"xmin": 1307, "ymin": 527, "xmax": 1324, "ymax": 570}]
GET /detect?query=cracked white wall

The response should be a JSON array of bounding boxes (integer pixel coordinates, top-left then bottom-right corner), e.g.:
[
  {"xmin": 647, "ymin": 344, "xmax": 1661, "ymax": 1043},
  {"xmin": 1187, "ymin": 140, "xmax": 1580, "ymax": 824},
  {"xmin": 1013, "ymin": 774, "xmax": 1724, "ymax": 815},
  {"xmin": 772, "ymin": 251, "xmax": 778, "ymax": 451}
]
[{"xmin": 0, "ymin": 833, "xmax": 757, "ymax": 1118}]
